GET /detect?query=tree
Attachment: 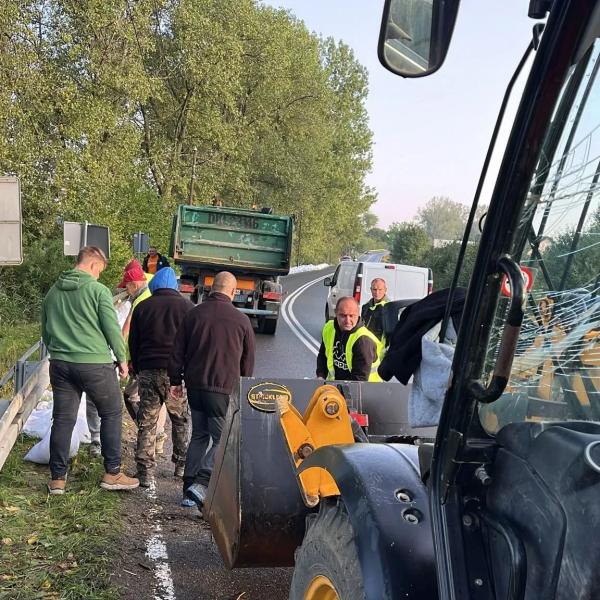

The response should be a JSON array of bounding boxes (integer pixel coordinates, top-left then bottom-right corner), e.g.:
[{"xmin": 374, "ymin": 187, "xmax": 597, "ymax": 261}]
[
  {"xmin": 417, "ymin": 196, "xmax": 468, "ymax": 242},
  {"xmin": 389, "ymin": 222, "xmax": 431, "ymax": 265},
  {"xmin": 0, "ymin": 0, "xmax": 376, "ymax": 313}
]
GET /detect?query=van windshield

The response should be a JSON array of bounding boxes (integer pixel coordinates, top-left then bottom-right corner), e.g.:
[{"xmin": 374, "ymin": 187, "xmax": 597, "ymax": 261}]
[{"xmin": 479, "ymin": 40, "xmax": 600, "ymax": 433}]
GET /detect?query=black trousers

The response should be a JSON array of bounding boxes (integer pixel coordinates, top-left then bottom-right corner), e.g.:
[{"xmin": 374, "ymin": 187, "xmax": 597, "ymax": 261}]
[
  {"xmin": 183, "ymin": 389, "xmax": 228, "ymax": 488},
  {"xmin": 49, "ymin": 360, "xmax": 122, "ymax": 479}
]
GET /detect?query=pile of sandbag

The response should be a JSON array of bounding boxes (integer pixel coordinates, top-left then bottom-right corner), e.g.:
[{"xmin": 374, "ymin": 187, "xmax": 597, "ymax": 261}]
[{"xmin": 23, "ymin": 391, "xmax": 92, "ymax": 464}]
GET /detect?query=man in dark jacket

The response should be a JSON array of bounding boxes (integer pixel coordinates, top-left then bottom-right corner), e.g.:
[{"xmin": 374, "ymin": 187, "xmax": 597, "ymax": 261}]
[
  {"xmin": 361, "ymin": 278, "xmax": 389, "ymax": 340},
  {"xmin": 42, "ymin": 246, "xmax": 139, "ymax": 494},
  {"xmin": 129, "ymin": 267, "xmax": 194, "ymax": 487},
  {"xmin": 142, "ymin": 247, "xmax": 170, "ymax": 274},
  {"xmin": 168, "ymin": 271, "xmax": 255, "ymax": 509},
  {"xmin": 317, "ymin": 297, "xmax": 380, "ymax": 381}
]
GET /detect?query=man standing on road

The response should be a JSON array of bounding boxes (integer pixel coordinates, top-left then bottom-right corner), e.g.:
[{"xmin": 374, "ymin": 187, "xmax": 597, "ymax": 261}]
[
  {"xmin": 317, "ymin": 296, "xmax": 382, "ymax": 382},
  {"xmin": 361, "ymin": 278, "xmax": 389, "ymax": 341},
  {"xmin": 41, "ymin": 246, "xmax": 139, "ymax": 494},
  {"xmin": 142, "ymin": 247, "xmax": 170, "ymax": 275},
  {"xmin": 169, "ymin": 271, "xmax": 255, "ymax": 509},
  {"xmin": 129, "ymin": 267, "xmax": 193, "ymax": 487}
]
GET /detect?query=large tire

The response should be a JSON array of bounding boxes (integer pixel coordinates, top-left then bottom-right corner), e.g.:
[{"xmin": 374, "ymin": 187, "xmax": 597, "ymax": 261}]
[
  {"xmin": 260, "ymin": 317, "xmax": 278, "ymax": 335},
  {"xmin": 290, "ymin": 500, "xmax": 365, "ymax": 600}
]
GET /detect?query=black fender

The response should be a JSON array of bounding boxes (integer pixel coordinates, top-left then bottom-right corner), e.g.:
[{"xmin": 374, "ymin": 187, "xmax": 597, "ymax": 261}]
[{"xmin": 300, "ymin": 443, "xmax": 438, "ymax": 600}]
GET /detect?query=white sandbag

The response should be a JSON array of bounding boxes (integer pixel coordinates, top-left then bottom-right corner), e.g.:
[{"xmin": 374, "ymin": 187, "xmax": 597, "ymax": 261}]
[
  {"xmin": 24, "ymin": 395, "xmax": 90, "ymax": 464},
  {"xmin": 22, "ymin": 391, "xmax": 54, "ymax": 439}
]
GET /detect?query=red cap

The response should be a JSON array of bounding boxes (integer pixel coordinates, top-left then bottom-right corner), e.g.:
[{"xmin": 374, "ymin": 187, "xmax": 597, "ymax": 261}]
[{"xmin": 118, "ymin": 259, "xmax": 146, "ymax": 288}]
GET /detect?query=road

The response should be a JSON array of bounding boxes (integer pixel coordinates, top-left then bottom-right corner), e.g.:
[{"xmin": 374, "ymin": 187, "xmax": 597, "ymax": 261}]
[{"xmin": 115, "ymin": 267, "xmax": 333, "ymax": 600}]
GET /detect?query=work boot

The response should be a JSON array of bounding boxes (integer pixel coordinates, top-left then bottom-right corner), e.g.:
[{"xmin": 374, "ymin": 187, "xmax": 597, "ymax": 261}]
[
  {"xmin": 174, "ymin": 462, "xmax": 185, "ymax": 478},
  {"xmin": 89, "ymin": 441, "xmax": 101, "ymax": 458},
  {"xmin": 185, "ymin": 483, "xmax": 207, "ymax": 509},
  {"xmin": 155, "ymin": 432, "xmax": 167, "ymax": 455},
  {"xmin": 47, "ymin": 479, "xmax": 66, "ymax": 495},
  {"xmin": 180, "ymin": 496, "xmax": 196, "ymax": 508},
  {"xmin": 136, "ymin": 470, "xmax": 156, "ymax": 488},
  {"xmin": 100, "ymin": 472, "xmax": 139, "ymax": 491}
]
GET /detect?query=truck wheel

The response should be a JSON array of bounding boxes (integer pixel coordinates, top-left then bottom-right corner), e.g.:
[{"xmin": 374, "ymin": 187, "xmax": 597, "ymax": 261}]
[
  {"xmin": 260, "ymin": 318, "xmax": 278, "ymax": 335},
  {"xmin": 289, "ymin": 499, "xmax": 364, "ymax": 600}
]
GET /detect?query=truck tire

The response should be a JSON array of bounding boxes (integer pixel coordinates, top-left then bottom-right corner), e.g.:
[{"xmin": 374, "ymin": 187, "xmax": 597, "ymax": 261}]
[
  {"xmin": 289, "ymin": 499, "xmax": 365, "ymax": 600},
  {"xmin": 260, "ymin": 318, "xmax": 278, "ymax": 335}
]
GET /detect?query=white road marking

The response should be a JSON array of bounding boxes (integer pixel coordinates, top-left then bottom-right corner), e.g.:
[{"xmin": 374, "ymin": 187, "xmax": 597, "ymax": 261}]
[
  {"xmin": 282, "ymin": 273, "xmax": 331, "ymax": 356},
  {"xmin": 145, "ymin": 482, "xmax": 176, "ymax": 600}
]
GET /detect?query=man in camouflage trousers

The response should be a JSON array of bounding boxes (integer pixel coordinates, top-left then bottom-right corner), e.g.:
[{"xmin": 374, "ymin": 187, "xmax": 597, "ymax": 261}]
[{"xmin": 128, "ymin": 267, "xmax": 193, "ymax": 487}]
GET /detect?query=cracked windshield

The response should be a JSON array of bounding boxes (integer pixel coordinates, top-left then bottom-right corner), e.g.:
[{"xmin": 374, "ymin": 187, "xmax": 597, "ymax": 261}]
[{"xmin": 480, "ymin": 40, "xmax": 600, "ymax": 434}]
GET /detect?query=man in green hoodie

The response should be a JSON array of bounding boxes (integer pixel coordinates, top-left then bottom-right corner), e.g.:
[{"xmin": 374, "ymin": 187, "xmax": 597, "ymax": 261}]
[{"xmin": 41, "ymin": 246, "xmax": 139, "ymax": 494}]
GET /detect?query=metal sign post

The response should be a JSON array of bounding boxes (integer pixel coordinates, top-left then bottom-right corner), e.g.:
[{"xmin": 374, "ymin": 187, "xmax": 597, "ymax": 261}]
[{"xmin": 0, "ymin": 177, "xmax": 23, "ymax": 265}]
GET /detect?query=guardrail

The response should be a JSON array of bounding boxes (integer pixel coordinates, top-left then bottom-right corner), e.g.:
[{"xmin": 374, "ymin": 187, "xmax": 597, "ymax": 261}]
[
  {"xmin": 0, "ymin": 341, "xmax": 50, "ymax": 470},
  {"xmin": 0, "ymin": 290, "xmax": 130, "ymax": 471}
]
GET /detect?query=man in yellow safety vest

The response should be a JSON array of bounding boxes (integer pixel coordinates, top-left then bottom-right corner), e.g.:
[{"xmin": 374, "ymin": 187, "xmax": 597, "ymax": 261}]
[
  {"xmin": 361, "ymin": 278, "xmax": 389, "ymax": 341},
  {"xmin": 316, "ymin": 296, "xmax": 382, "ymax": 382}
]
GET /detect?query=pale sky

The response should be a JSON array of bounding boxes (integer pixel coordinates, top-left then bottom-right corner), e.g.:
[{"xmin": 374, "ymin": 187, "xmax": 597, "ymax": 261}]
[{"xmin": 262, "ymin": 1, "xmax": 536, "ymax": 227}]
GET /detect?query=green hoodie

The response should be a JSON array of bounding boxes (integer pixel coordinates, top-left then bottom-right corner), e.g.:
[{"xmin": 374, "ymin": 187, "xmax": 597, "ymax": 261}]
[{"xmin": 41, "ymin": 269, "xmax": 126, "ymax": 363}]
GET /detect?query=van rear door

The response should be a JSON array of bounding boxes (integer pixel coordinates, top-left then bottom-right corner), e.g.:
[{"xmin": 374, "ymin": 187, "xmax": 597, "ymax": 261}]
[{"xmin": 393, "ymin": 266, "xmax": 428, "ymax": 299}]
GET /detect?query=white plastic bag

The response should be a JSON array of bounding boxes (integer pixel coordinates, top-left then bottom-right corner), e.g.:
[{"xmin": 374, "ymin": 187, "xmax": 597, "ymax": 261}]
[
  {"xmin": 24, "ymin": 394, "xmax": 91, "ymax": 464},
  {"xmin": 22, "ymin": 391, "xmax": 54, "ymax": 438}
]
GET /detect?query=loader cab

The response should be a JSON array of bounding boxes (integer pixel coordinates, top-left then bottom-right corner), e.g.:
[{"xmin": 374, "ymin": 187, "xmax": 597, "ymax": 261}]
[{"xmin": 377, "ymin": 1, "xmax": 600, "ymax": 599}]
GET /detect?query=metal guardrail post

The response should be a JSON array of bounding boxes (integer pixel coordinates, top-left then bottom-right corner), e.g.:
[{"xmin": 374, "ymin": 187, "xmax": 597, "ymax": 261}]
[{"xmin": 15, "ymin": 359, "xmax": 25, "ymax": 392}]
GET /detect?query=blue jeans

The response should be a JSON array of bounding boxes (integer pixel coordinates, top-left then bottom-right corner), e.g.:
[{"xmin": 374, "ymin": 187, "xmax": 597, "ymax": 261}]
[
  {"xmin": 49, "ymin": 361, "xmax": 122, "ymax": 479},
  {"xmin": 183, "ymin": 389, "xmax": 227, "ymax": 488}
]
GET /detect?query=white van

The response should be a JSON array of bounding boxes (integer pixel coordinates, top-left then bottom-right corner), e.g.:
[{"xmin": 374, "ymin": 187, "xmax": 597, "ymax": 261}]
[{"xmin": 324, "ymin": 260, "xmax": 432, "ymax": 320}]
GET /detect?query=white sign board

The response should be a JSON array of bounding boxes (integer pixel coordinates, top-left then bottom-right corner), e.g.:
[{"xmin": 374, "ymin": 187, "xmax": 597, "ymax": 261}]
[
  {"xmin": 0, "ymin": 177, "xmax": 23, "ymax": 265},
  {"xmin": 63, "ymin": 221, "xmax": 84, "ymax": 256}
]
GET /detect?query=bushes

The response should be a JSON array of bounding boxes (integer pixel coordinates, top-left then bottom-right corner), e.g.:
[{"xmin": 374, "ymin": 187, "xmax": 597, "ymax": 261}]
[{"xmin": 0, "ymin": 237, "xmax": 71, "ymax": 326}]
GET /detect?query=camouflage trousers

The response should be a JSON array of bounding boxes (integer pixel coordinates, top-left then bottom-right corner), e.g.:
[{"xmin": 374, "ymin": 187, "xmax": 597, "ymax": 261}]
[{"xmin": 136, "ymin": 369, "xmax": 190, "ymax": 472}]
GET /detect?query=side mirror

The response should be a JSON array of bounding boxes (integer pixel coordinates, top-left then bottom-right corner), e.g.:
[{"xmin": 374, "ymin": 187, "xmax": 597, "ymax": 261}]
[
  {"xmin": 324, "ymin": 277, "xmax": 332, "ymax": 287},
  {"xmin": 378, "ymin": 0, "xmax": 460, "ymax": 78}
]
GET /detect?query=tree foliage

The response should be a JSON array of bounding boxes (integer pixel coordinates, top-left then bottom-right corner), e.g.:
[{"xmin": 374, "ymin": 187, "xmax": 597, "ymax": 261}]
[
  {"xmin": 417, "ymin": 196, "xmax": 468, "ymax": 242},
  {"xmin": 0, "ymin": 0, "xmax": 375, "ymax": 322},
  {"xmin": 389, "ymin": 222, "xmax": 431, "ymax": 265}
]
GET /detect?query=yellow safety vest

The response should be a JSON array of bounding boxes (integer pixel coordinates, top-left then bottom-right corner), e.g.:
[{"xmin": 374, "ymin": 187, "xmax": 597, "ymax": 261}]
[{"xmin": 322, "ymin": 320, "xmax": 383, "ymax": 382}]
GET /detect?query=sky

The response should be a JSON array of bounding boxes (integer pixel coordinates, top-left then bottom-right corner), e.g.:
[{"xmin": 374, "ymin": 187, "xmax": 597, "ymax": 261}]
[{"xmin": 261, "ymin": 1, "xmax": 536, "ymax": 228}]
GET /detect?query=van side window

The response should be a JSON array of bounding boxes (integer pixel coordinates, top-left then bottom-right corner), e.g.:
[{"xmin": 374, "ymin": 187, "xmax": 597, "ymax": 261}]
[
  {"xmin": 331, "ymin": 265, "xmax": 341, "ymax": 285},
  {"xmin": 337, "ymin": 265, "xmax": 357, "ymax": 292}
]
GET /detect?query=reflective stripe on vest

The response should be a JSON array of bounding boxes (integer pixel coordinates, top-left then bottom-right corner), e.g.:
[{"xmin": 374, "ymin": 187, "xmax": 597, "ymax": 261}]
[{"xmin": 322, "ymin": 320, "xmax": 382, "ymax": 382}]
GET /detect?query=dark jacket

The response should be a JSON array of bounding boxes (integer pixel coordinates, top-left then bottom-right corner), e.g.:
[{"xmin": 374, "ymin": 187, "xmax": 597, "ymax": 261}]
[
  {"xmin": 168, "ymin": 293, "xmax": 255, "ymax": 394},
  {"xmin": 129, "ymin": 289, "xmax": 194, "ymax": 374},
  {"xmin": 316, "ymin": 318, "xmax": 377, "ymax": 381},
  {"xmin": 142, "ymin": 253, "xmax": 170, "ymax": 273},
  {"xmin": 361, "ymin": 297, "xmax": 388, "ymax": 340},
  {"xmin": 378, "ymin": 287, "xmax": 466, "ymax": 384}
]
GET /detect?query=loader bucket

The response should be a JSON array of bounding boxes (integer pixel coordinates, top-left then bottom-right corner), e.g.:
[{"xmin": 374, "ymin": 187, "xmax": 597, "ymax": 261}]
[{"xmin": 204, "ymin": 377, "xmax": 436, "ymax": 568}]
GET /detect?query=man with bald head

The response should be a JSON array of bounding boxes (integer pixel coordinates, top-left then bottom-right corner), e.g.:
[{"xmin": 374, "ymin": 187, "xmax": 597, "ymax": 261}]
[
  {"xmin": 168, "ymin": 271, "xmax": 255, "ymax": 509},
  {"xmin": 316, "ymin": 296, "xmax": 382, "ymax": 382}
]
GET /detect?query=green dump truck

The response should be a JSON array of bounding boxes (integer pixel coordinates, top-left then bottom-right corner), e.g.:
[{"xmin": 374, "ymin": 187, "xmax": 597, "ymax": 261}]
[{"xmin": 170, "ymin": 204, "xmax": 293, "ymax": 334}]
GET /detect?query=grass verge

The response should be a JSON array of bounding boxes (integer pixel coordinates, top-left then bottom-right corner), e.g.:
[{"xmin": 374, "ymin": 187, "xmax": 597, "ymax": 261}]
[
  {"xmin": 0, "ymin": 322, "xmax": 41, "ymax": 381},
  {"xmin": 0, "ymin": 435, "xmax": 122, "ymax": 599}
]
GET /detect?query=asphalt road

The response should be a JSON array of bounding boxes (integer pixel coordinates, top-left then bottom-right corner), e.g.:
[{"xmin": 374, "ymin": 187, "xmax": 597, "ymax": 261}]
[{"xmin": 116, "ymin": 267, "xmax": 334, "ymax": 600}]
